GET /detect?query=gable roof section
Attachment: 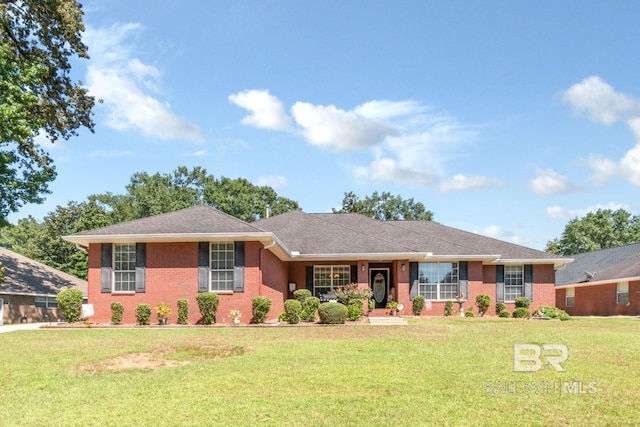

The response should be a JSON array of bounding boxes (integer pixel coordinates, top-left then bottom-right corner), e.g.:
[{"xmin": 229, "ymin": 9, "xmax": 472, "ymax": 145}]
[
  {"xmin": 0, "ymin": 248, "xmax": 87, "ymax": 297},
  {"xmin": 555, "ymin": 243, "xmax": 640, "ymax": 287},
  {"xmin": 65, "ymin": 205, "xmax": 274, "ymax": 245}
]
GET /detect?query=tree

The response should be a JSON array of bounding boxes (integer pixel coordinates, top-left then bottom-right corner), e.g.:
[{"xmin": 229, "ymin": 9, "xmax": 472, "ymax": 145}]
[
  {"xmin": 546, "ymin": 209, "xmax": 640, "ymax": 255},
  {"xmin": 333, "ymin": 191, "xmax": 433, "ymax": 221},
  {"xmin": 0, "ymin": 0, "xmax": 95, "ymax": 219}
]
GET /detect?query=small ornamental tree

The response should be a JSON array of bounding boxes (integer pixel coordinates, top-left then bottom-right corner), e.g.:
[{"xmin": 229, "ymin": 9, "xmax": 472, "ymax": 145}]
[
  {"xmin": 110, "ymin": 302, "xmax": 124, "ymax": 325},
  {"xmin": 475, "ymin": 294, "xmax": 491, "ymax": 317},
  {"xmin": 56, "ymin": 288, "xmax": 84, "ymax": 322},
  {"xmin": 412, "ymin": 295, "xmax": 425, "ymax": 316},
  {"xmin": 195, "ymin": 292, "xmax": 220, "ymax": 325},
  {"xmin": 177, "ymin": 299, "xmax": 189, "ymax": 325},
  {"xmin": 251, "ymin": 296, "xmax": 271, "ymax": 324}
]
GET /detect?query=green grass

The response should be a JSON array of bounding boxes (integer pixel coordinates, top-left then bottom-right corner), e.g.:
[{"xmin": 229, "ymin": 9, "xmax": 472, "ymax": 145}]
[{"xmin": 0, "ymin": 318, "xmax": 638, "ymax": 426}]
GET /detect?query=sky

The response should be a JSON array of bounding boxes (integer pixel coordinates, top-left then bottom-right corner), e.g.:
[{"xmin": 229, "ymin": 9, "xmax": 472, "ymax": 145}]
[{"xmin": 8, "ymin": 0, "xmax": 640, "ymax": 250}]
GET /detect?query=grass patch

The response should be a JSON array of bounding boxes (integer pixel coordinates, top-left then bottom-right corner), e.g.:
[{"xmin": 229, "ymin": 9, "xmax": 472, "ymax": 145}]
[{"xmin": 0, "ymin": 318, "xmax": 638, "ymax": 426}]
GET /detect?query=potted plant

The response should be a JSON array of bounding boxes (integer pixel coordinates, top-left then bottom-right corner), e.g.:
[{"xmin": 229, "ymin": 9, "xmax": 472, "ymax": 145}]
[
  {"xmin": 229, "ymin": 309, "xmax": 242, "ymax": 324},
  {"xmin": 155, "ymin": 302, "xmax": 172, "ymax": 325},
  {"xmin": 386, "ymin": 301, "xmax": 399, "ymax": 315}
]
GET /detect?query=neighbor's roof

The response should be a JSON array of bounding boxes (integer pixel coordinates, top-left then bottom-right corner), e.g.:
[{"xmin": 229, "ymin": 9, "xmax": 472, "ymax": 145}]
[
  {"xmin": 555, "ymin": 243, "xmax": 640, "ymax": 287},
  {"xmin": 0, "ymin": 248, "xmax": 87, "ymax": 297},
  {"xmin": 64, "ymin": 205, "xmax": 570, "ymax": 265}
]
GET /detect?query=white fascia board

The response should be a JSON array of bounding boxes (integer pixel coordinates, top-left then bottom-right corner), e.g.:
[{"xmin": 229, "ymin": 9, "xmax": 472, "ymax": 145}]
[
  {"xmin": 492, "ymin": 258, "xmax": 574, "ymax": 268},
  {"xmin": 286, "ymin": 253, "xmax": 501, "ymax": 262},
  {"xmin": 556, "ymin": 276, "xmax": 640, "ymax": 289},
  {"xmin": 62, "ymin": 232, "xmax": 276, "ymax": 245}
]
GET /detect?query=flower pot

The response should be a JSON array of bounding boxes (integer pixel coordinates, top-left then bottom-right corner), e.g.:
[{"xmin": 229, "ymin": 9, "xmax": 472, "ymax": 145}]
[{"xmin": 233, "ymin": 317, "xmax": 240, "ymax": 324}]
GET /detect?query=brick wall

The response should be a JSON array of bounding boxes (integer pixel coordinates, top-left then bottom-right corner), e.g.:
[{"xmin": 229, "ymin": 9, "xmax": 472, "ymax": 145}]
[
  {"xmin": 1, "ymin": 294, "xmax": 61, "ymax": 324},
  {"xmin": 556, "ymin": 280, "xmax": 640, "ymax": 316}
]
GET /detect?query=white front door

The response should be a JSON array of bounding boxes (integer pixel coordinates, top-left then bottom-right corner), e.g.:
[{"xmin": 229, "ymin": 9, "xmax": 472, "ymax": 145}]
[{"xmin": 0, "ymin": 299, "xmax": 4, "ymax": 325}]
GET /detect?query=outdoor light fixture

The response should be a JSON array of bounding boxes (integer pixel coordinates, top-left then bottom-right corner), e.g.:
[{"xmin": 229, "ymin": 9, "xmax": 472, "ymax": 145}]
[
  {"xmin": 401, "ymin": 264, "xmax": 406, "ymax": 271},
  {"xmin": 361, "ymin": 264, "xmax": 365, "ymax": 271}
]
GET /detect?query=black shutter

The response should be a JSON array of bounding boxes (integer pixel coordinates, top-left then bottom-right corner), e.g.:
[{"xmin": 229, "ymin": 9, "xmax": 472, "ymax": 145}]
[
  {"xmin": 409, "ymin": 262, "xmax": 418, "ymax": 300},
  {"xmin": 496, "ymin": 265, "xmax": 505, "ymax": 302},
  {"xmin": 101, "ymin": 243, "xmax": 112, "ymax": 293},
  {"xmin": 198, "ymin": 242, "xmax": 209, "ymax": 293},
  {"xmin": 459, "ymin": 261, "xmax": 468, "ymax": 299},
  {"xmin": 306, "ymin": 266, "xmax": 314, "ymax": 294},
  {"xmin": 135, "ymin": 243, "xmax": 146, "ymax": 293},
  {"xmin": 524, "ymin": 264, "xmax": 533, "ymax": 301},
  {"xmin": 233, "ymin": 242, "xmax": 245, "ymax": 292},
  {"xmin": 350, "ymin": 265, "xmax": 358, "ymax": 284}
]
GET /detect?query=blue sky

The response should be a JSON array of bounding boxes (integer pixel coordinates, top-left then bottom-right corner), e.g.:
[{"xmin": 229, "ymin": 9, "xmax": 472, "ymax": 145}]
[{"xmin": 9, "ymin": 1, "xmax": 640, "ymax": 250}]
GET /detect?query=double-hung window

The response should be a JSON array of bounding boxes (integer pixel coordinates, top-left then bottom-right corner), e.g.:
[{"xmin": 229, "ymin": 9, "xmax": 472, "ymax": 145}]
[
  {"xmin": 617, "ymin": 282, "xmax": 629, "ymax": 305},
  {"xmin": 210, "ymin": 242, "xmax": 235, "ymax": 292},
  {"xmin": 313, "ymin": 265, "xmax": 351, "ymax": 296},
  {"xmin": 417, "ymin": 262, "xmax": 458, "ymax": 300},
  {"xmin": 114, "ymin": 244, "xmax": 136, "ymax": 292},
  {"xmin": 35, "ymin": 296, "xmax": 58, "ymax": 308},
  {"xmin": 565, "ymin": 287, "xmax": 575, "ymax": 307},
  {"xmin": 504, "ymin": 265, "xmax": 524, "ymax": 301}
]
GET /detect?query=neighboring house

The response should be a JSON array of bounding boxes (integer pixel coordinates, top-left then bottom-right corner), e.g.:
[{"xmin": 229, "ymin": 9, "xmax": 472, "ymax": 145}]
[
  {"xmin": 0, "ymin": 248, "xmax": 87, "ymax": 324},
  {"xmin": 556, "ymin": 243, "xmax": 640, "ymax": 316},
  {"xmin": 63, "ymin": 205, "xmax": 570, "ymax": 324}
]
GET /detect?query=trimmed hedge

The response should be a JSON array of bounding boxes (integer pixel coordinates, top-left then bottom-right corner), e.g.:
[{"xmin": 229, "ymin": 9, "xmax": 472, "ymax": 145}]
[
  {"xmin": 177, "ymin": 299, "xmax": 189, "ymax": 325},
  {"xmin": 412, "ymin": 295, "xmax": 425, "ymax": 316},
  {"xmin": 293, "ymin": 289, "xmax": 312, "ymax": 305},
  {"xmin": 499, "ymin": 309, "xmax": 510, "ymax": 318},
  {"xmin": 56, "ymin": 288, "xmax": 84, "ymax": 323},
  {"xmin": 465, "ymin": 307, "xmax": 475, "ymax": 317},
  {"xmin": 444, "ymin": 300, "xmax": 453, "ymax": 317},
  {"xmin": 514, "ymin": 297, "xmax": 531, "ymax": 309},
  {"xmin": 318, "ymin": 302, "xmax": 348, "ymax": 324},
  {"xmin": 475, "ymin": 294, "xmax": 491, "ymax": 316},
  {"xmin": 251, "ymin": 296, "xmax": 271, "ymax": 324},
  {"xmin": 495, "ymin": 302, "xmax": 506, "ymax": 315},
  {"xmin": 301, "ymin": 296, "xmax": 320, "ymax": 322},
  {"xmin": 110, "ymin": 302, "xmax": 124, "ymax": 325},
  {"xmin": 284, "ymin": 299, "xmax": 302, "ymax": 324},
  {"xmin": 134, "ymin": 304, "xmax": 152, "ymax": 325},
  {"xmin": 347, "ymin": 300, "xmax": 363, "ymax": 321},
  {"xmin": 512, "ymin": 307, "xmax": 531, "ymax": 319},
  {"xmin": 195, "ymin": 292, "xmax": 220, "ymax": 325}
]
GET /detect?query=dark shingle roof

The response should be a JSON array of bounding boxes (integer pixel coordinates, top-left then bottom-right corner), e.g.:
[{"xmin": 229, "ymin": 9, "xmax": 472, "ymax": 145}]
[
  {"xmin": 555, "ymin": 243, "xmax": 640, "ymax": 286},
  {"xmin": 0, "ymin": 248, "xmax": 87, "ymax": 296}
]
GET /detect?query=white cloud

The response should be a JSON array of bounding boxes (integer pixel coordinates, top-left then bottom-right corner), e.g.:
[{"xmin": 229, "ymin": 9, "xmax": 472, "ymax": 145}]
[
  {"xmin": 439, "ymin": 174, "xmax": 503, "ymax": 192},
  {"xmin": 546, "ymin": 202, "xmax": 631, "ymax": 219},
  {"xmin": 256, "ymin": 175, "xmax": 288, "ymax": 188},
  {"xmin": 85, "ymin": 24, "xmax": 205, "ymax": 142},
  {"xmin": 228, "ymin": 90, "xmax": 292, "ymax": 131},
  {"xmin": 181, "ymin": 149, "xmax": 209, "ymax": 157},
  {"xmin": 529, "ymin": 168, "xmax": 579, "ymax": 196},
  {"xmin": 364, "ymin": 158, "xmax": 439, "ymax": 187},
  {"xmin": 353, "ymin": 100, "xmax": 425, "ymax": 120},
  {"xmin": 584, "ymin": 154, "xmax": 618, "ymax": 186},
  {"xmin": 563, "ymin": 76, "xmax": 640, "ymax": 125}
]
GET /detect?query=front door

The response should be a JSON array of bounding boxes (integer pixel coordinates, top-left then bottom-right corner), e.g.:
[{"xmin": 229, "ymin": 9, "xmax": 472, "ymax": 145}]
[{"xmin": 370, "ymin": 269, "xmax": 389, "ymax": 309}]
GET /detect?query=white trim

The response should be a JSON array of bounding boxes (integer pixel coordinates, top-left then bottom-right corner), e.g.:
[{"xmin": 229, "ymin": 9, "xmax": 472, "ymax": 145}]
[{"xmin": 556, "ymin": 276, "xmax": 640, "ymax": 289}]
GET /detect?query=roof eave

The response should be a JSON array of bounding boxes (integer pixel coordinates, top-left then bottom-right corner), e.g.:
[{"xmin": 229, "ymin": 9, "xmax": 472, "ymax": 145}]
[
  {"xmin": 62, "ymin": 232, "xmax": 277, "ymax": 245},
  {"xmin": 556, "ymin": 275, "xmax": 640, "ymax": 289},
  {"xmin": 492, "ymin": 258, "xmax": 574, "ymax": 268}
]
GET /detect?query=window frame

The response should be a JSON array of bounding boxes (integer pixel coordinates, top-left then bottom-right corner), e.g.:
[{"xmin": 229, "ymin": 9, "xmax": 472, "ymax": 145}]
[
  {"xmin": 616, "ymin": 282, "xmax": 629, "ymax": 305},
  {"xmin": 417, "ymin": 262, "xmax": 459, "ymax": 301},
  {"xmin": 504, "ymin": 264, "xmax": 524, "ymax": 302},
  {"xmin": 565, "ymin": 287, "xmax": 575, "ymax": 308},
  {"xmin": 113, "ymin": 243, "xmax": 136, "ymax": 293},
  {"xmin": 35, "ymin": 296, "xmax": 58, "ymax": 309},
  {"xmin": 313, "ymin": 265, "xmax": 351, "ymax": 297},
  {"xmin": 210, "ymin": 241, "xmax": 235, "ymax": 292}
]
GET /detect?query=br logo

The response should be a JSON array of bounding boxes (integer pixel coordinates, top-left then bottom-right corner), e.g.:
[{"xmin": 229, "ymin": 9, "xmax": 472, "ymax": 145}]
[{"xmin": 513, "ymin": 344, "xmax": 568, "ymax": 372}]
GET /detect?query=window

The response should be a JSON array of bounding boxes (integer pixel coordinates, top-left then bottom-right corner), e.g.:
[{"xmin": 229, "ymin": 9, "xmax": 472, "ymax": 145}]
[
  {"xmin": 504, "ymin": 265, "xmax": 524, "ymax": 301},
  {"xmin": 313, "ymin": 265, "xmax": 351, "ymax": 296},
  {"xmin": 35, "ymin": 296, "xmax": 58, "ymax": 309},
  {"xmin": 417, "ymin": 262, "xmax": 458, "ymax": 300},
  {"xmin": 617, "ymin": 282, "xmax": 629, "ymax": 305},
  {"xmin": 210, "ymin": 242, "xmax": 234, "ymax": 292},
  {"xmin": 565, "ymin": 287, "xmax": 575, "ymax": 307},
  {"xmin": 114, "ymin": 244, "xmax": 136, "ymax": 292}
]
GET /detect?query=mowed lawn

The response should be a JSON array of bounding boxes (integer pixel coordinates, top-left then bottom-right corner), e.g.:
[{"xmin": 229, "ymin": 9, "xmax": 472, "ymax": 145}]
[{"xmin": 0, "ymin": 317, "xmax": 638, "ymax": 426}]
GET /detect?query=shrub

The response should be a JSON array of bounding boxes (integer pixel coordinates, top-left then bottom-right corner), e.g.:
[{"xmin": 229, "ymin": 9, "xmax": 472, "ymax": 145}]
[
  {"xmin": 444, "ymin": 300, "xmax": 453, "ymax": 317},
  {"xmin": 514, "ymin": 297, "xmax": 531, "ymax": 309},
  {"xmin": 278, "ymin": 312, "xmax": 288, "ymax": 322},
  {"xmin": 56, "ymin": 288, "xmax": 84, "ymax": 323},
  {"xmin": 475, "ymin": 294, "xmax": 491, "ymax": 317},
  {"xmin": 110, "ymin": 302, "xmax": 124, "ymax": 325},
  {"xmin": 347, "ymin": 300, "xmax": 364, "ymax": 321},
  {"xmin": 318, "ymin": 302, "xmax": 348, "ymax": 324},
  {"xmin": 195, "ymin": 292, "xmax": 220, "ymax": 325},
  {"xmin": 532, "ymin": 305, "xmax": 571, "ymax": 321},
  {"xmin": 465, "ymin": 307, "xmax": 475, "ymax": 317},
  {"xmin": 293, "ymin": 289, "xmax": 312, "ymax": 305},
  {"xmin": 251, "ymin": 296, "xmax": 271, "ymax": 323},
  {"xmin": 412, "ymin": 295, "xmax": 425, "ymax": 316},
  {"xmin": 284, "ymin": 299, "xmax": 302, "ymax": 324},
  {"xmin": 134, "ymin": 304, "xmax": 152, "ymax": 325},
  {"xmin": 512, "ymin": 307, "xmax": 530, "ymax": 319},
  {"xmin": 334, "ymin": 282, "xmax": 373, "ymax": 306},
  {"xmin": 155, "ymin": 302, "xmax": 172, "ymax": 324},
  {"xmin": 177, "ymin": 299, "xmax": 189, "ymax": 325},
  {"xmin": 499, "ymin": 309, "xmax": 510, "ymax": 318},
  {"xmin": 495, "ymin": 302, "xmax": 506, "ymax": 315},
  {"xmin": 300, "ymin": 296, "xmax": 320, "ymax": 322}
]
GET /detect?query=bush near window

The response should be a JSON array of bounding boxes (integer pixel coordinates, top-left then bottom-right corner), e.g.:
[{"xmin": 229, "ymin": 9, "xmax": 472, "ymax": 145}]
[
  {"xmin": 512, "ymin": 307, "xmax": 530, "ymax": 319},
  {"xmin": 195, "ymin": 292, "xmax": 220, "ymax": 325},
  {"xmin": 318, "ymin": 302, "xmax": 348, "ymax": 324},
  {"xmin": 284, "ymin": 299, "xmax": 302, "ymax": 324},
  {"xmin": 134, "ymin": 304, "xmax": 152, "ymax": 325},
  {"xmin": 300, "ymin": 296, "xmax": 320, "ymax": 322},
  {"xmin": 110, "ymin": 302, "xmax": 124, "ymax": 325},
  {"xmin": 475, "ymin": 294, "xmax": 491, "ymax": 317},
  {"xmin": 495, "ymin": 302, "xmax": 506, "ymax": 315},
  {"xmin": 251, "ymin": 296, "xmax": 271, "ymax": 324},
  {"xmin": 514, "ymin": 297, "xmax": 531, "ymax": 309},
  {"xmin": 412, "ymin": 295, "xmax": 425, "ymax": 316},
  {"xmin": 347, "ymin": 300, "xmax": 364, "ymax": 321},
  {"xmin": 293, "ymin": 289, "xmax": 312, "ymax": 305},
  {"xmin": 499, "ymin": 309, "xmax": 510, "ymax": 318},
  {"xmin": 56, "ymin": 289, "xmax": 84, "ymax": 323},
  {"xmin": 444, "ymin": 300, "xmax": 453, "ymax": 317},
  {"xmin": 465, "ymin": 307, "xmax": 475, "ymax": 317},
  {"xmin": 532, "ymin": 306, "xmax": 571, "ymax": 321},
  {"xmin": 177, "ymin": 299, "xmax": 189, "ymax": 325}
]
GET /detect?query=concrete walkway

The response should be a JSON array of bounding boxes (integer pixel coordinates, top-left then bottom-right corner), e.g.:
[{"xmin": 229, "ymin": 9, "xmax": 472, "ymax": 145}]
[
  {"xmin": 368, "ymin": 316, "xmax": 408, "ymax": 326},
  {"xmin": 0, "ymin": 323, "xmax": 43, "ymax": 334}
]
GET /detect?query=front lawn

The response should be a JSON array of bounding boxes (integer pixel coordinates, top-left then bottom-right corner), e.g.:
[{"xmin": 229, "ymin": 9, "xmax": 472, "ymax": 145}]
[{"xmin": 0, "ymin": 317, "xmax": 637, "ymax": 426}]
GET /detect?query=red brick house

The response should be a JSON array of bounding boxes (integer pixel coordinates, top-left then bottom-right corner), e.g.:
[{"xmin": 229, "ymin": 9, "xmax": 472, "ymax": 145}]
[
  {"xmin": 63, "ymin": 205, "xmax": 570, "ymax": 324},
  {"xmin": 556, "ymin": 243, "xmax": 640, "ymax": 316}
]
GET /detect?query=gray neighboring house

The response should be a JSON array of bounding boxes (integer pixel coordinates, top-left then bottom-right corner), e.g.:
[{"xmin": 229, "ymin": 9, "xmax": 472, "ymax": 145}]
[{"xmin": 0, "ymin": 248, "xmax": 87, "ymax": 324}]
